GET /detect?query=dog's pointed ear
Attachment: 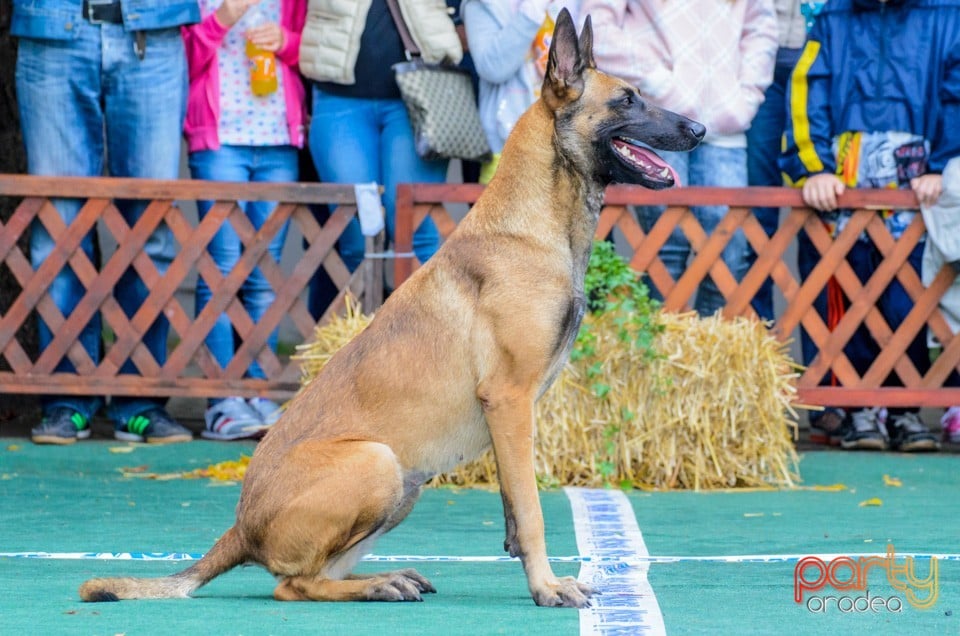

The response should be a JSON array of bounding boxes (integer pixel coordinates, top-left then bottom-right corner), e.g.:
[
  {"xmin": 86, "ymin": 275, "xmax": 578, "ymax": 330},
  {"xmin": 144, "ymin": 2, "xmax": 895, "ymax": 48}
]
[
  {"xmin": 579, "ymin": 15, "xmax": 596, "ymax": 70},
  {"xmin": 542, "ymin": 8, "xmax": 588, "ymax": 110}
]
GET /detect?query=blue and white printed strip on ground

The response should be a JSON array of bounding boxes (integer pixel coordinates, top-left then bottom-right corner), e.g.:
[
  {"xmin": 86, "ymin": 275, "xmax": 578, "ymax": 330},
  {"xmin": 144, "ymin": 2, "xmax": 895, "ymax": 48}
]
[{"xmin": 566, "ymin": 486, "xmax": 666, "ymax": 636}]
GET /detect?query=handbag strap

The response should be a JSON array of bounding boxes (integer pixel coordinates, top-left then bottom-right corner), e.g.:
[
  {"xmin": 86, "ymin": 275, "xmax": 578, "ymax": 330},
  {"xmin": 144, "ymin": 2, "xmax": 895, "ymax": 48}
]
[{"xmin": 385, "ymin": 0, "xmax": 421, "ymax": 58}]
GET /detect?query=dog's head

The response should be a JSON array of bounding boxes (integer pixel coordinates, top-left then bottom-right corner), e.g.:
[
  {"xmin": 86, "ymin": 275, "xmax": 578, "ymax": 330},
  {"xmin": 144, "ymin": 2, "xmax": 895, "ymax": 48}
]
[{"xmin": 543, "ymin": 9, "xmax": 705, "ymax": 189}]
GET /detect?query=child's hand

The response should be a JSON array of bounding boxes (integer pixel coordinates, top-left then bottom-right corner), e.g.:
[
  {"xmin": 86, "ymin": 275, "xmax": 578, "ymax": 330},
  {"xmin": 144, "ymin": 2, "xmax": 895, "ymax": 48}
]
[
  {"xmin": 246, "ymin": 22, "xmax": 284, "ymax": 53},
  {"xmin": 216, "ymin": 0, "xmax": 259, "ymax": 28},
  {"xmin": 910, "ymin": 174, "xmax": 943, "ymax": 207},
  {"xmin": 802, "ymin": 173, "xmax": 845, "ymax": 211}
]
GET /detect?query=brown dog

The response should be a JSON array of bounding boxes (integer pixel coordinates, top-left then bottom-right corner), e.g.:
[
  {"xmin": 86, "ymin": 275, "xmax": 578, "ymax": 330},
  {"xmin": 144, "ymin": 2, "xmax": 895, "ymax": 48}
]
[{"xmin": 79, "ymin": 9, "xmax": 703, "ymax": 608}]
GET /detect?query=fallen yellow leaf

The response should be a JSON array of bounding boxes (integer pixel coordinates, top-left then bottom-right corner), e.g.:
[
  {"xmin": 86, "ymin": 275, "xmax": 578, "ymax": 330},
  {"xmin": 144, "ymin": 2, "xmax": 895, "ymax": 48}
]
[
  {"xmin": 7, "ymin": 444, "xmax": 21, "ymax": 452},
  {"xmin": 186, "ymin": 456, "xmax": 250, "ymax": 481},
  {"xmin": 108, "ymin": 446, "xmax": 136, "ymax": 454},
  {"xmin": 883, "ymin": 474, "xmax": 902, "ymax": 487},
  {"xmin": 858, "ymin": 498, "xmax": 883, "ymax": 507},
  {"xmin": 807, "ymin": 483, "xmax": 848, "ymax": 492}
]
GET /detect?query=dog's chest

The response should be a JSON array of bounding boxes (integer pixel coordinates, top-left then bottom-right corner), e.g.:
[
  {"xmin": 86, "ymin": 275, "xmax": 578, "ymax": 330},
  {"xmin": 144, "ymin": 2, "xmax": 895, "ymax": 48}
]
[{"xmin": 539, "ymin": 293, "xmax": 586, "ymax": 399}]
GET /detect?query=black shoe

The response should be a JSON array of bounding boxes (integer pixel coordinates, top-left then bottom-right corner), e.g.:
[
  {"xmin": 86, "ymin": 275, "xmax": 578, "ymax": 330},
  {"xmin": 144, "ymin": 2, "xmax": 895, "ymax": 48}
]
[
  {"xmin": 887, "ymin": 412, "xmax": 940, "ymax": 452},
  {"xmin": 31, "ymin": 407, "xmax": 91, "ymax": 445},
  {"xmin": 809, "ymin": 408, "xmax": 846, "ymax": 446},
  {"xmin": 115, "ymin": 409, "xmax": 193, "ymax": 444},
  {"xmin": 839, "ymin": 408, "xmax": 887, "ymax": 450}
]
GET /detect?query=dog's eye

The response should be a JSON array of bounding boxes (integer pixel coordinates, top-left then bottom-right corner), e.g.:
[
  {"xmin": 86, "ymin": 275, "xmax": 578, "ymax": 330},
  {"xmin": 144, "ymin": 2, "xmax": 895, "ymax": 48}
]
[{"xmin": 623, "ymin": 92, "xmax": 643, "ymax": 110}]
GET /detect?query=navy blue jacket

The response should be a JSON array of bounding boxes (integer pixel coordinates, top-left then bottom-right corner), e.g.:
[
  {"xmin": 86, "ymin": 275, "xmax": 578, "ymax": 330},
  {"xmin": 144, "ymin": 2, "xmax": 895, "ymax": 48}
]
[{"xmin": 780, "ymin": 0, "xmax": 960, "ymax": 182}]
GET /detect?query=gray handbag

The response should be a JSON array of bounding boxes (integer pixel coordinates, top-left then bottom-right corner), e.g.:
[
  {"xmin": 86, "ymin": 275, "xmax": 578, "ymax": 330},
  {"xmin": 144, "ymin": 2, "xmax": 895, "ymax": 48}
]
[{"xmin": 386, "ymin": 0, "xmax": 492, "ymax": 163}]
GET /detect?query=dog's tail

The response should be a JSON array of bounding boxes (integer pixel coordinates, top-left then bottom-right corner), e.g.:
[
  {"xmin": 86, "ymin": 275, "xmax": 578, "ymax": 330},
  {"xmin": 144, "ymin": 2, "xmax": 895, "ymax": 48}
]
[{"xmin": 78, "ymin": 526, "xmax": 246, "ymax": 602}]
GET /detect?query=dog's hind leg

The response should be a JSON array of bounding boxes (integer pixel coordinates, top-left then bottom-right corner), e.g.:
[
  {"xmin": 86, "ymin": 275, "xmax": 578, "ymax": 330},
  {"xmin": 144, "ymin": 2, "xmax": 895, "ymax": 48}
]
[
  {"xmin": 275, "ymin": 568, "xmax": 435, "ymax": 602},
  {"xmin": 271, "ymin": 522, "xmax": 435, "ymax": 601},
  {"xmin": 261, "ymin": 439, "xmax": 433, "ymax": 602}
]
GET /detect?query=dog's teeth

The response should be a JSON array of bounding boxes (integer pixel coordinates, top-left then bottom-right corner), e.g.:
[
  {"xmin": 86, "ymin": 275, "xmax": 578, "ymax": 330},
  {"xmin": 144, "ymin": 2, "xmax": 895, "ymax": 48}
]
[{"xmin": 660, "ymin": 167, "xmax": 670, "ymax": 178}]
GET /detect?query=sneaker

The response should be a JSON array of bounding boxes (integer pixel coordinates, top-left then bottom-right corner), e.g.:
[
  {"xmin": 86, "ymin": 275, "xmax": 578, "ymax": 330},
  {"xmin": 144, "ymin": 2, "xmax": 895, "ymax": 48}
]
[
  {"xmin": 116, "ymin": 409, "xmax": 193, "ymax": 444},
  {"xmin": 202, "ymin": 397, "xmax": 267, "ymax": 441},
  {"xmin": 941, "ymin": 407, "xmax": 960, "ymax": 444},
  {"xmin": 840, "ymin": 408, "xmax": 888, "ymax": 450},
  {"xmin": 887, "ymin": 412, "xmax": 940, "ymax": 452},
  {"xmin": 248, "ymin": 397, "xmax": 283, "ymax": 426},
  {"xmin": 809, "ymin": 408, "xmax": 846, "ymax": 446},
  {"xmin": 31, "ymin": 408, "xmax": 91, "ymax": 445}
]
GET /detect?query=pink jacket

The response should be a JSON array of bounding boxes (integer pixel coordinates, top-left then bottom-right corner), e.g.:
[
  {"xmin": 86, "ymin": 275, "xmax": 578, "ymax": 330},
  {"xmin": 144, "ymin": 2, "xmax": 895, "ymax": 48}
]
[
  {"xmin": 182, "ymin": 1, "xmax": 307, "ymax": 152},
  {"xmin": 581, "ymin": 0, "xmax": 777, "ymax": 142}
]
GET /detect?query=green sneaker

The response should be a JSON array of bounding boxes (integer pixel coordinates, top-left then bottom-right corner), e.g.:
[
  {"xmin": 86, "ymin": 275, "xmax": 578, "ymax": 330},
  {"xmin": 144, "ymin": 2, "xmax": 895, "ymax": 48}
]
[
  {"xmin": 115, "ymin": 409, "xmax": 193, "ymax": 444},
  {"xmin": 31, "ymin": 408, "xmax": 91, "ymax": 445}
]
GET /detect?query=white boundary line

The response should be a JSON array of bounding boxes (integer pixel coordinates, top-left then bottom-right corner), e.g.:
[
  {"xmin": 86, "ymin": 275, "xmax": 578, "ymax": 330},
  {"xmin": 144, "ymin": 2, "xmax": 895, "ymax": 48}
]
[
  {"xmin": 566, "ymin": 487, "xmax": 667, "ymax": 636},
  {"xmin": 1, "ymin": 552, "xmax": 957, "ymax": 562}
]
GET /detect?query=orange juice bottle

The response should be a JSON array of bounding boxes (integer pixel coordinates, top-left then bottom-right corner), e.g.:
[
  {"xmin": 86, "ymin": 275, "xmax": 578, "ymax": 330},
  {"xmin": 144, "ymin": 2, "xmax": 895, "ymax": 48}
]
[
  {"xmin": 246, "ymin": 40, "xmax": 278, "ymax": 96},
  {"xmin": 245, "ymin": 8, "xmax": 277, "ymax": 96}
]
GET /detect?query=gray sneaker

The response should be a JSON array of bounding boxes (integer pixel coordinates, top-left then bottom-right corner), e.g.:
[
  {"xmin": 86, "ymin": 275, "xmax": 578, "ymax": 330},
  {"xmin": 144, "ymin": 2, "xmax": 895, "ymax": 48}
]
[
  {"xmin": 840, "ymin": 408, "xmax": 888, "ymax": 450},
  {"xmin": 115, "ymin": 409, "xmax": 193, "ymax": 444},
  {"xmin": 248, "ymin": 397, "xmax": 283, "ymax": 426},
  {"xmin": 31, "ymin": 407, "xmax": 91, "ymax": 445},
  {"xmin": 887, "ymin": 412, "xmax": 940, "ymax": 452},
  {"xmin": 202, "ymin": 397, "xmax": 266, "ymax": 441}
]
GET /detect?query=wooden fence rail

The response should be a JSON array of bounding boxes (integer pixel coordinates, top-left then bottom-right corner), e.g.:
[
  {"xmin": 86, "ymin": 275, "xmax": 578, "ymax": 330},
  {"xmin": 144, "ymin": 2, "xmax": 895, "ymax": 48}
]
[
  {"xmin": 3, "ymin": 176, "xmax": 960, "ymax": 409},
  {"xmin": 0, "ymin": 175, "xmax": 380, "ymax": 400},
  {"xmin": 394, "ymin": 184, "xmax": 960, "ymax": 409}
]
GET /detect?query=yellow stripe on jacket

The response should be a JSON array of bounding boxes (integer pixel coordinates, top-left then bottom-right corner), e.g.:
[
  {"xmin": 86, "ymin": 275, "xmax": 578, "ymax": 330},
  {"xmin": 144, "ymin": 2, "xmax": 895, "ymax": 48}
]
[{"xmin": 790, "ymin": 40, "xmax": 824, "ymax": 175}]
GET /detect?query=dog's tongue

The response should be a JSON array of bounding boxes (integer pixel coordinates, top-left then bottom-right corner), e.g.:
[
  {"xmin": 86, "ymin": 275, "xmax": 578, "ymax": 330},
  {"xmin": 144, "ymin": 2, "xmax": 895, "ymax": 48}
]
[
  {"xmin": 638, "ymin": 148, "xmax": 681, "ymax": 186},
  {"xmin": 614, "ymin": 139, "xmax": 682, "ymax": 186}
]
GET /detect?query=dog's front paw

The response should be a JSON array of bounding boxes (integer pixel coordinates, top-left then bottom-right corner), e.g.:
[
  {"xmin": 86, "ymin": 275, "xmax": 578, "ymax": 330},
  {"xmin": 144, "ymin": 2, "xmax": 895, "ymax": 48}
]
[{"xmin": 532, "ymin": 576, "xmax": 594, "ymax": 608}]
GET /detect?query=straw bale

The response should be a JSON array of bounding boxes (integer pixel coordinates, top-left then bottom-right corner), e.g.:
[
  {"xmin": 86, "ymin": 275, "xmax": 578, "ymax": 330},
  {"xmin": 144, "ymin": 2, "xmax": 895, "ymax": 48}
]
[{"xmin": 294, "ymin": 299, "xmax": 801, "ymax": 491}]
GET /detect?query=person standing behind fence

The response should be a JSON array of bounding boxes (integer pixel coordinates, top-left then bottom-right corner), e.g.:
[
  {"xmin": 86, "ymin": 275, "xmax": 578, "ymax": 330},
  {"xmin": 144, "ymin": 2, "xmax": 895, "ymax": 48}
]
[
  {"xmin": 461, "ymin": 0, "xmax": 573, "ymax": 184},
  {"xmin": 183, "ymin": 0, "xmax": 307, "ymax": 440},
  {"xmin": 780, "ymin": 0, "xmax": 960, "ymax": 452},
  {"xmin": 583, "ymin": 0, "xmax": 777, "ymax": 317},
  {"xmin": 744, "ymin": 0, "xmax": 808, "ymax": 322},
  {"xmin": 298, "ymin": 0, "xmax": 461, "ymax": 294},
  {"xmin": 13, "ymin": 0, "xmax": 199, "ymax": 445}
]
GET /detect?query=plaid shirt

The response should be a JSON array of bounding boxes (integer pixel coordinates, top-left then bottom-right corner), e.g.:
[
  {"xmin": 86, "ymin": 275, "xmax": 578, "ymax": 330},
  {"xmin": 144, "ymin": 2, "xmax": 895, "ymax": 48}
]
[{"xmin": 581, "ymin": 0, "xmax": 777, "ymax": 145}]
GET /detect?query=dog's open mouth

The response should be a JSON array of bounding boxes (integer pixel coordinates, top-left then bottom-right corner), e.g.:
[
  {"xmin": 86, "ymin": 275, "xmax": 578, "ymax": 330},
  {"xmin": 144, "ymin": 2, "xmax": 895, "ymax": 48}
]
[{"xmin": 612, "ymin": 137, "xmax": 681, "ymax": 187}]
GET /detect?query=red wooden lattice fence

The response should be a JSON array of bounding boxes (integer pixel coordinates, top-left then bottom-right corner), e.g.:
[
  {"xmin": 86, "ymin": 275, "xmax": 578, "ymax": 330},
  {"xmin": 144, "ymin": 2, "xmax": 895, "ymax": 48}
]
[{"xmin": 394, "ymin": 184, "xmax": 960, "ymax": 409}]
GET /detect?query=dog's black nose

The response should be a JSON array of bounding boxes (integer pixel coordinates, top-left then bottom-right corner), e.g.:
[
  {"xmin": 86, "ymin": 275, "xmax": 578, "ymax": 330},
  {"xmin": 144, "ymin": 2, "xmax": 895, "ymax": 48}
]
[{"xmin": 686, "ymin": 121, "xmax": 706, "ymax": 140}]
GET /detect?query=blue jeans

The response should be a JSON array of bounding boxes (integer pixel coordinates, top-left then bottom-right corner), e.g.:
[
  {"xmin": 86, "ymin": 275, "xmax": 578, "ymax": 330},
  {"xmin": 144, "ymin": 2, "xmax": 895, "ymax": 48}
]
[
  {"xmin": 189, "ymin": 145, "xmax": 297, "ymax": 402},
  {"xmin": 636, "ymin": 144, "xmax": 749, "ymax": 317},
  {"xmin": 746, "ymin": 48, "xmax": 802, "ymax": 321},
  {"xmin": 15, "ymin": 23, "xmax": 187, "ymax": 426},
  {"xmin": 307, "ymin": 87, "xmax": 446, "ymax": 274}
]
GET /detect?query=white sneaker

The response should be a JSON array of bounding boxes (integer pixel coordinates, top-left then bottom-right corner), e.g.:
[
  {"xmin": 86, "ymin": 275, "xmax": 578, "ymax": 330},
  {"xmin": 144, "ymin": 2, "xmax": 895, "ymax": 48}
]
[
  {"xmin": 248, "ymin": 397, "xmax": 283, "ymax": 426},
  {"xmin": 202, "ymin": 397, "xmax": 267, "ymax": 441}
]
